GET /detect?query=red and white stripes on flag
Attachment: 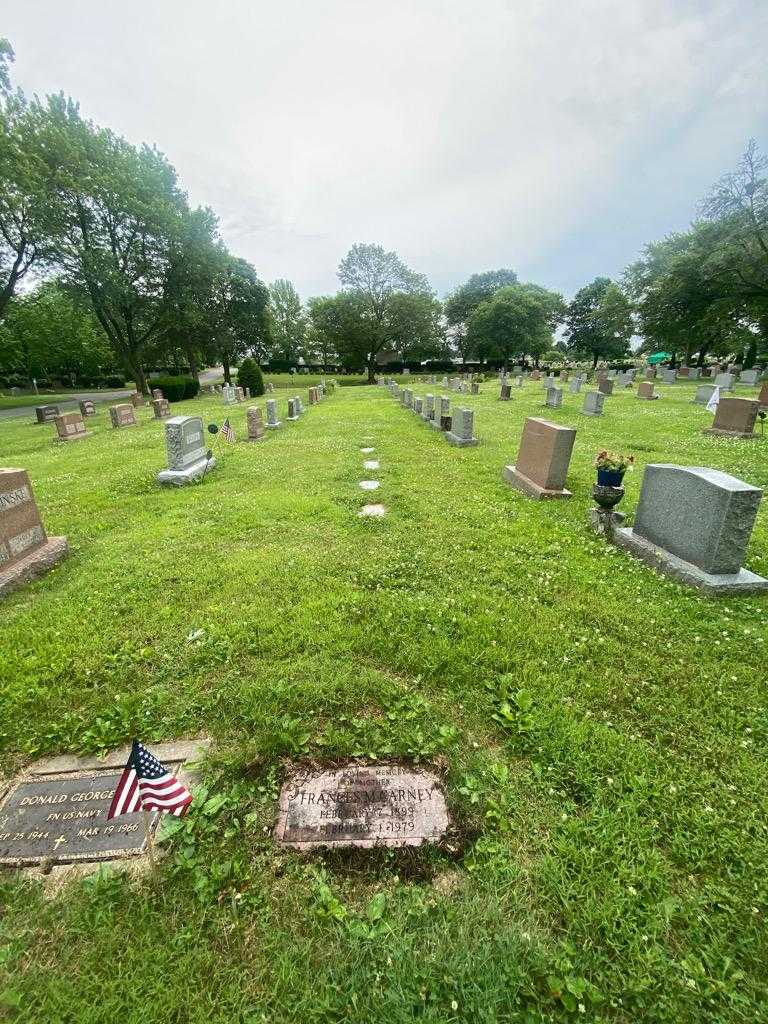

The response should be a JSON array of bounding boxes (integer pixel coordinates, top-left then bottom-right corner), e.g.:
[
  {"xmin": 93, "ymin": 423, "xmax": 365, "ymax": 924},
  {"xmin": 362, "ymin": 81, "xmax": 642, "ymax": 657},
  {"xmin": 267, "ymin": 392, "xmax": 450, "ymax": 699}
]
[
  {"xmin": 220, "ymin": 418, "xmax": 235, "ymax": 444},
  {"xmin": 107, "ymin": 740, "xmax": 193, "ymax": 820}
]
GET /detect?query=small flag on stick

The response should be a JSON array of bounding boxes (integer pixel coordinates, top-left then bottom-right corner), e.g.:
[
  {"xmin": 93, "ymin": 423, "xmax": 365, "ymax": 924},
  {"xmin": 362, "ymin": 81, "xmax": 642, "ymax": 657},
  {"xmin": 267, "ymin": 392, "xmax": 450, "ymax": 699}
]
[
  {"xmin": 706, "ymin": 386, "xmax": 721, "ymax": 414},
  {"xmin": 220, "ymin": 418, "xmax": 236, "ymax": 444},
  {"xmin": 107, "ymin": 740, "xmax": 193, "ymax": 820}
]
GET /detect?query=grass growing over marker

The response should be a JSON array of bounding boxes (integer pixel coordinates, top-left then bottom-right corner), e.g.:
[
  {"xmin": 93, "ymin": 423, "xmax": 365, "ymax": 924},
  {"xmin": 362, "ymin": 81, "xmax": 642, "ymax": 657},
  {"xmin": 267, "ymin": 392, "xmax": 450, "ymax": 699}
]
[{"xmin": 0, "ymin": 380, "xmax": 767, "ymax": 1023}]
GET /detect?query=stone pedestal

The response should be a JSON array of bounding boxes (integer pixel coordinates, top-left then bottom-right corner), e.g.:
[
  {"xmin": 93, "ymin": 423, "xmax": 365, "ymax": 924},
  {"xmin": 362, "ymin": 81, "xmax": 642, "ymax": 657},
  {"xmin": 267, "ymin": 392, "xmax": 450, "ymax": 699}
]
[
  {"xmin": 590, "ymin": 507, "xmax": 626, "ymax": 538},
  {"xmin": 502, "ymin": 417, "xmax": 575, "ymax": 499},
  {"xmin": 703, "ymin": 398, "xmax": 759, "ymax": 438},
  {"xmin": 0, "ymin": 469, "xmax": 68, "ymax": 598},
  {"xmin": 614, "ymin": 464, "xmax": 767, "ymax": 594}
]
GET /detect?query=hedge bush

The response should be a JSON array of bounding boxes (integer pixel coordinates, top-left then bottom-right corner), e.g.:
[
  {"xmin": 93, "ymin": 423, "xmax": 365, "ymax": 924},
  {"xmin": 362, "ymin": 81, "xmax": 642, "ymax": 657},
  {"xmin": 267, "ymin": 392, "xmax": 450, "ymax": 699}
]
[
  {"xmin": 153, "ymin": 375, "xmax": 199, "ymax": 402},
  {"xmin": 236, "ymin": 358, "xmax": 265, "ymax": 396}
]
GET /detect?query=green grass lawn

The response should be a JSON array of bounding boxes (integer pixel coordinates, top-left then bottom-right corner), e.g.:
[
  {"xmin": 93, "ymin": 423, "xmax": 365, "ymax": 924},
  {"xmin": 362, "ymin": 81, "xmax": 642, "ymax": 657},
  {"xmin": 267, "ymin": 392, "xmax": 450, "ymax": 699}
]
[{"xmin": 1, "ymin": 380, "xmax": 766, "ymax": 1023}]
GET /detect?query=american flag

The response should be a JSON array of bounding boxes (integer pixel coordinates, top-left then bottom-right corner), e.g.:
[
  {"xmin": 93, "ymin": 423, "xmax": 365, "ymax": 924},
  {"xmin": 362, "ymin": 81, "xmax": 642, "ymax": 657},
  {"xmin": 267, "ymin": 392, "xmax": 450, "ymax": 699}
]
[
  {"xmin": 107, "ymin": 740, "xmax": 193, "ymax": 820},
  {"xmin": 220, "ymin": 418, "xmax": 236, "ymax": 444}
]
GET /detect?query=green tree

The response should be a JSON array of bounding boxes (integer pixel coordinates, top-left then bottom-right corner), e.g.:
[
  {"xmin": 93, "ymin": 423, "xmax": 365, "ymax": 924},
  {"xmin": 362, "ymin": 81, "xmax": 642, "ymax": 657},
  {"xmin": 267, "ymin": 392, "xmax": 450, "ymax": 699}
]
[
  {"xmin": 269, "ymin": 279, "xmax": 306, "ymax": 363},
  {"xmin": 235, "ymin": 356, "xmax": 264, "ymax": 396},
  {"xmin": 444, "ymin": 268, "xmax": 518, "ymax": 364},
  {"xmin": 0, "ymin": 279, "xmax": 113, "ymax": 382},
  {"xmin": 564, "ymin": 277, "xmax": 631, "ymax": 367},
  {"xmin": 207, "ymin": 257, "xmax": 270, "ymax": 383},
  {"xmin": 33, "ymin": 94, "xmax": 188, "ymax": 393},
  {"xmin": 468, "ymin": 282, "xmax": 564, "ymax": 367},
  {"xmin": 336, "ymin": 242, "xmax": 435, "ymax": 380}
]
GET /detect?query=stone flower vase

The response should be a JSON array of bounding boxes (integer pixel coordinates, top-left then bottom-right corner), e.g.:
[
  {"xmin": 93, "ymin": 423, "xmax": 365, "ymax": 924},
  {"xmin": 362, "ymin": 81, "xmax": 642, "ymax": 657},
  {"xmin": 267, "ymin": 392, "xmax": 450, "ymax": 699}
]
[{"xmin": 592, "ymin": 482, "xmax": 625, "ymax": 509}]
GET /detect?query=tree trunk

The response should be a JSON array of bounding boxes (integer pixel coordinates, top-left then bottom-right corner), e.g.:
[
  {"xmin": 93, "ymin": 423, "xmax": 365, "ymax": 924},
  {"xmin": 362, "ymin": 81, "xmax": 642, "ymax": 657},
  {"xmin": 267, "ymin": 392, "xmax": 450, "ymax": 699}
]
[
  {"xmin": 367, "ymin": 355, "xmax": 376, "ymax": 383},
  {"xmin": 184, "ymin": 339, "xmax": 200, "ymax": 380},
  {"xmin": 222, "ymin": 351, "xmax": 231, "ymax": 384},
  {"xmin": 744, "ymin": 335, "xmax": 758, "ymax": 369},
  {"xmin": 697, "ymin": 344, "xmax": 708, "ymax": 367},
  {"xmin": 125, "ymin": 353, "xmax": 148, "ymax": 395},
  {"xmin": 592, "ymin": 351, "xmax": 599, "ymax": 369}
]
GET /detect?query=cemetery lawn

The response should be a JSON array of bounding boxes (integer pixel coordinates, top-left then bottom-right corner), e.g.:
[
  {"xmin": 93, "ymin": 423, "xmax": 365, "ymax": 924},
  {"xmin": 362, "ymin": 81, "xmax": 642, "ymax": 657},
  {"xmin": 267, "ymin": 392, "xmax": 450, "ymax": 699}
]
[{"xmin": 1, "ymin": 381, "xmax": 767, "ymax": 1024}]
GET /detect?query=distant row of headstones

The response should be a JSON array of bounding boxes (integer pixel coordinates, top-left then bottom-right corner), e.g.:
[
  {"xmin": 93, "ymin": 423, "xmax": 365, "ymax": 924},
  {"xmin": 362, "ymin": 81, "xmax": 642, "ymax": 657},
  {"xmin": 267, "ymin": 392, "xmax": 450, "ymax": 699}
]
[
  {"xmin": 377, "ymin": 376, "xmax": 766, "ymax": 596},
  {"xmin": 2, "ymin": 382, "xmax": 336, "ymax": 596}
]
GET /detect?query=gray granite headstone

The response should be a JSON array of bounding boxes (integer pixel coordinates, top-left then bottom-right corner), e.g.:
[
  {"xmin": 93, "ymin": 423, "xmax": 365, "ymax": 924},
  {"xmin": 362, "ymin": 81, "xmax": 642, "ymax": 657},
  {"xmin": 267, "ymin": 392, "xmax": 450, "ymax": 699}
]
[
  {"xmin": 545, "ymin": 387, "xmax": 563, "ymax": 409},
  {"xmin": 266, "ymin": 399, "xmax": 281, "ymax": 429},
  {"xmin": 157, "ymin": 415, "xmax": 214, "ymax": 485},
  {"xmin": 582, "ymin": 391, "xmax": 605, "ymax": 416},
  {"xmin": 614, "ymin": 464, "xmax": 768, "ymax": 594},
  {"xmin": 446, "ymin": 407, "xmax": 478, "ymax": 447}
]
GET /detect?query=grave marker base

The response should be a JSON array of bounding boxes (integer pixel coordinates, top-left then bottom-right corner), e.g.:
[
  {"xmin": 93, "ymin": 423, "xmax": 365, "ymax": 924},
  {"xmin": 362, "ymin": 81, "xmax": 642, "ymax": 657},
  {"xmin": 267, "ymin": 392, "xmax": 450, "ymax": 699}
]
[
  {"xmin": 56, "ymin": 431, "xmax": 92, "ymax": 443},
  {"xmin": 445, "ymin": 431, "xmax": 478, "ymax": 447},
  {"xmin": 157, "ymin": 455, "xmax": 216, "ymax": 486},
  {"xmin": 614, "ymin": 528, "xmax": 768, "ymax": 595},
  {"xmin": 502, "ymin": 464, "xmax": 572, "ymax": 500},
  {"xmin": 0, "ymin": 536, "xmax": 68, "ymax": 598},
  {"xmin": 703, "ymin": 427, "xmax": 758, "ymax": 439}
]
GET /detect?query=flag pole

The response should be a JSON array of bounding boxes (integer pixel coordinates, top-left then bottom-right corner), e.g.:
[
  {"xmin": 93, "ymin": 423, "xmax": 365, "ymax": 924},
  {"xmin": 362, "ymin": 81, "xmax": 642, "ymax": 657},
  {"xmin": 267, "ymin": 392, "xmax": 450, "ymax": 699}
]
[{"xmin": 143, "ymin": 808, "xmax": 158, "ymax": 882}]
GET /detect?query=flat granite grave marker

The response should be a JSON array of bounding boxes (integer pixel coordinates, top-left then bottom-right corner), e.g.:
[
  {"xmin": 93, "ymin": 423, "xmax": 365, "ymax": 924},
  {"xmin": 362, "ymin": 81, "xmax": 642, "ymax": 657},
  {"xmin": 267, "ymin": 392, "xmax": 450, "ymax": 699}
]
[
  {"xmin": 157, "ymin": 415, "xmax": 214, "ymax": 485},
  {"xmin": 503, "ymin": 417, "xmax": 576, "ymax": 499},
  {"xmin": 614, "ymin": 464, "xmax": 768, "ymax": 594},
  {"xmin": 275, "ymin": 765, "xmax": 449, "ymax": 850},
  {"xmin": 0, "ymin": 468, "xmax": 68, "ymax": 598},
  {"xmin": 704, "ymin": 397, "xmax": 759, "ymax": 438},
  {"xmin": 54, "ymin": 412, "xmax": 91, "ymax": 442},
  {"xmin": 109, "ymin": 403, "xmax": 136, "ymax": 429},
  {"xmin": 0, "ymin": 741, "xmax": 205, "ymax": 866},
  {"xmin": 35, "ymin": 405, "xmax": 60, "ymax": 424}
]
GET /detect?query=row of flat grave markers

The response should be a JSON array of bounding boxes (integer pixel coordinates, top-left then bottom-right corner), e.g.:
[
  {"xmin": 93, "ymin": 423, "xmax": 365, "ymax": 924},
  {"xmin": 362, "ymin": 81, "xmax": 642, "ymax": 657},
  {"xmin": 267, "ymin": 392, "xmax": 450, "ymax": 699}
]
[
  {"xmin": 0, "ymin": 751, "xmax": 450, "ymax": 864},
  {"xmin": 385, "ymin": 380, "xmax": 479, "ymax": 447},
  {"xmin": 500, "ymin": 415, "xmax": 767, "ymax": 595}
]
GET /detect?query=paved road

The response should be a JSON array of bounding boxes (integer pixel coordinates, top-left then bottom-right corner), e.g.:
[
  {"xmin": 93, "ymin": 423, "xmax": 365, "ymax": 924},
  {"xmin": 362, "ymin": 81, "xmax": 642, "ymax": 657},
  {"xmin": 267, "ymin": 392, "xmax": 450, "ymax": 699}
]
[{"xmin": 0, "ymin": 368, "xmax": 223, "ymax": 422}]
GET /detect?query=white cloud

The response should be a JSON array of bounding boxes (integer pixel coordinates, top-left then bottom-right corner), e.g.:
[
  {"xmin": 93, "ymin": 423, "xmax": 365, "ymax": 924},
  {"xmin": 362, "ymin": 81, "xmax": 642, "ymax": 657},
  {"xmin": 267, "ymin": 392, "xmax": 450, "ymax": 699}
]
[{"xmin": 6, "ymin": 0, "xmax": 768, "ymax": 299}]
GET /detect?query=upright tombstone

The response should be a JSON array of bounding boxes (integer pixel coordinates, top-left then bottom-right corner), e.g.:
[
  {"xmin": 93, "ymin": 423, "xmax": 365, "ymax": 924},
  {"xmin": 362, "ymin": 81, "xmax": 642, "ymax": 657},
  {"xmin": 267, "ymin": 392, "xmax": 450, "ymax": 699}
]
[
  {"xmin": 637, "ymin": 382, "xmax": 659, "ymax": 400},
  {"xmin": 130, "ymin": 392, "xmax": 146, "ymax": 408},
  {"xmin": 704, "ymin": 397, "xmax": 759, "ymax": 438},
  {"xmin": 434, "ymin": 395, "xmax": 451, "ymax": 431},
  {"xmin": 739, "ymin": 369, "xmax": 759, "ymax": 386},
  {"xmin": 308, "ymin": 387, "xmax": 319, "ymax": 406},
  {"xmin": 151, "ymin": 388, "xmax": 163, "ymax": 400},
  {"xmin": 502, "ymin": 417, "xmax": 576, "ymax": 499},
  {"xmin": 403, "ymin": 388, "xmax": 414, "ymax": 409},
  {"xmin": 645, "ymin": 368, "xmax": 657, "ymax": 380},
  {"xmin": 568, "ymin": 378, "xmax": 582, "ymax": 395},
  {"xmin": 688, "ymin": 368, "xmax": 700, "ymax": 380},
  {"xmin": 295, "ymin": 395, "xmax": 305, "ymax": 415},
  {"xmin": 714, "ymin": 372, "xmax": 734, "ymax": 391},
  {"xmin": 759, "ymin": 382, "xmax": 768, "ymax": 408},
  {"xmin": 499, "ymin": 382, "xmax": 512, "ymax": 401},
  {"xmin": 266, "ymin": 399, "xmax": 282, "ymax": 428},
  {"xmin": 78, "ymin": 400, "xmax": 96, "ymax": 417},
  {"xmin": 678, "ymin": 367, "xmax": 690, "ymax": 378},
  {"xmin": 152, "ymin": 397, "xmax": 171, "ymax": 419},
  {"xmin": 598, "ymin": 379, "xmax": 614, "ymax": 396},
  {"xmin": 545, "ymin": 387, "xmax": 563, "ymax": 409},
  {"xmin": 614, "ymin": 465, "xmax": 768, "ymax": 594},
  {"xmin": 693, "ymin": 384, "xmax": 717, "ymax": 406},
  {"xmin": 582, "ymin": 391, "xmax": 605, "ymax": 417},
  {"xmin": 236, "ymin": 387, "xmax": 245, "ymax": 402},
  {"xmin": 247, "ymin": 405, "xmax": 265, "ymax": 441},
  {"xmin": 661, "ymin": 369, "xmax": 676, "ymax": 384},
  {"xmin": 54, "ymin": 412, "xmax": 91, "ymax": 442},
  {"xmin": 109, "ymin": 403, "xmax": 136, "ymax": 428},
  {"xmin": 157, "ymin": 415, "xmax": 214, "ymax": 485},
  {"xmin": 286, "ymin": 397, "xmax": 299, "ymax": 422},
  {"xmin": 223, "ymin": 385, "xmax": 237, "ymax": 405},
  {"xmin": 445, "ymin": 407, "xmax": 478, "ymax": 447},
  {"xmin": 423, "ymin": 393, "xmax": 435, "ymax": 421},
  {"xmin": 0, "ymin": 468, "xmax": 68, "ymax": 597},
  {"xmin": 516, "ymin": 374, "xmax": 524, "ymax": 388},
  {"xmin": 35, "ymin": 405, "xmax": 60, "ymax": 425},
  {"xmin": 413, "ymin": 395, "xmax": 423, "ymax": 415},
  {"xmin": 471, "ymin": 382, "xmax": 480, "ymax": 395},
  {"xmin": 530, "ymin": 370, "xmax": 541, "ymax": 381}
]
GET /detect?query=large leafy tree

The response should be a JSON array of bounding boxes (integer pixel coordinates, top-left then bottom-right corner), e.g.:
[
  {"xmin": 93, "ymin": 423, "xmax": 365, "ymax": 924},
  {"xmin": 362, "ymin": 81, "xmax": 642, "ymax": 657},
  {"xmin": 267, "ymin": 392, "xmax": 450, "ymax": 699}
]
[
  {"xmin": 32, "ymin": 93, "xmax": 188, "ymax": 394},
  {"xmin": 0, "ymin": 43, "xmax": 55, "ymax": 318},
  {"xmin": 563, "ymin": 277, "xmax": 632, "ymax": 367},
  {"xmin": 335, "ymin": 242, "xmax": 436, "ymax": 380},
  {"xmin": 205, "ymin": 257, "xmax": 270, "ymax": 383},
  {"xmin": 0, "ymin": 279, "xmax": 113, "ymax": 382},
  {"xmin": 468, "ymin": 282, "xmax": 564, "ymax": 367},
  {"xmin": 269, "ymin": 278, "xmax": 306, "ymax": 363},
  {"xmin": 444, "ymin": 268, "xmax": 518, "ymax": 364}
]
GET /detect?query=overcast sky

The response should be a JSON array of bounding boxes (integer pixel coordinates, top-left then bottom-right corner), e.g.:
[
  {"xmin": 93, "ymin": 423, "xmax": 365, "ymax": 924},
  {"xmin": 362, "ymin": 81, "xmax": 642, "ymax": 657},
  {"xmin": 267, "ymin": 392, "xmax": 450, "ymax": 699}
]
[{"xmin": 6, "ymin": 1, "xmax": 768, "ymax": 302}]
